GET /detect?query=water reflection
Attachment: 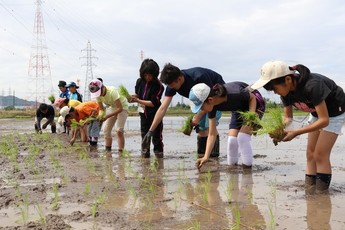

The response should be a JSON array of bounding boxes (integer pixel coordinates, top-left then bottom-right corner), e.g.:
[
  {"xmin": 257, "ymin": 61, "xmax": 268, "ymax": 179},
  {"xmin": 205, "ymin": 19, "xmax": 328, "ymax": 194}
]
[
  {"xmin": 306, "ymin": 194, "xmax": 332, "ymax": 230},
  {"xmin": 133, "ymin": 157, "xmax": 171, "ymax": 222},
  {"xmin": 227, "ymin": 170, "xmax": 266, "ymax": 229}
]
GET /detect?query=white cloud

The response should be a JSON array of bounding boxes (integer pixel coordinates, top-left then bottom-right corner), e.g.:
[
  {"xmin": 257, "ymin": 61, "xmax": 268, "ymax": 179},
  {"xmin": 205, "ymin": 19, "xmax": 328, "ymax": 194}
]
[{"xmin": 1, "ymin": 0, "xmax": 345, "ymax": 104}]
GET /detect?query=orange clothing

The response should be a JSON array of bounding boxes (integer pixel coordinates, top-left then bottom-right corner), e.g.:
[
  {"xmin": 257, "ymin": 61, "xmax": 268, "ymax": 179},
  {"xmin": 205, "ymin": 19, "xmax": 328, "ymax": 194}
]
[{"xmin": 74, "ymin": 101, "xmax": 100, "ymax": 122}]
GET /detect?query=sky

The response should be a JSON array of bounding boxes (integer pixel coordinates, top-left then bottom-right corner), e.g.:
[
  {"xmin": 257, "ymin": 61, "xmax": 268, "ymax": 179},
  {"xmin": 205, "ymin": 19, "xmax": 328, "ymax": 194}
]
[{"xmin": 1, "ymin": 0, "xmax": 345, "ymax": 104}]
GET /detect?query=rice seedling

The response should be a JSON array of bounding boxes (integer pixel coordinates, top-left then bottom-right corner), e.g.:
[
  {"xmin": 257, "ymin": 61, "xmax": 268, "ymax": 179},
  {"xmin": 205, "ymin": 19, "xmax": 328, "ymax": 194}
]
[
  {"xmin": 268, "ymin": 203, "xmax": 276, "ymax": 230},
  {"xmin": 225, "ymin": 176, "xmax": 236, "ymax": 203},
  {"xmin": 35, "ymin": 203, "xmax": 46, "ymax": 225},
  {"xmin": 70, "ymin": 117, "xmax": 96, "ymax": 128},
  {"xmin": 238, "ymin": 111, "xmax": 262, "ymax": 133},
  {"xmin": 179, "ymin": 114, "xmax": 194, "ymax": 136},
  {"xmin": 48, "ymin": 94, "xmax": 55, "ymax": 104},
  {"xmin": 118, "ymin": 84, "xmax": 131, "ymax": 101},
  {"xmin": 18, "ymin": 193, "xmax": 29, "ymax": 225},
  {"xmin": 90, "ymin": 202, "xmax": 98, "ymax": 218},
  {"xmin": 84, "ymin": 183, "xmax": 91, "ymax": 196},
  {"xmin": 230, "ymin": 204, "xmax": 241, "ymax": 230},
  {"xmin": 257, "ymin": 109, "xmax": 286, "ymax": 146},
  {"xmin": 268, "ymin": 178, "xmax": 277, "ymax": 203},
  {"xmin": 51, "ymin": 182, "xmax": 60, "ymax": 210},
  {"xmin": 187, "ymin": 220, "xmax": 201, "ymax": 230}
]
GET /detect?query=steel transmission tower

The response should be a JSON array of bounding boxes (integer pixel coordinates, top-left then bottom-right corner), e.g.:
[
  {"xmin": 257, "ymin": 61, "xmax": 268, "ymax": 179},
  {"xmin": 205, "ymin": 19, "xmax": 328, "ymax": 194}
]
[
  {"xmin": 28, "ymin": 0, "xmax": 52, "ymax": 107},
  {"xmin": 80, "ymin": 41, "xmax": 97, "ymax": 101}
]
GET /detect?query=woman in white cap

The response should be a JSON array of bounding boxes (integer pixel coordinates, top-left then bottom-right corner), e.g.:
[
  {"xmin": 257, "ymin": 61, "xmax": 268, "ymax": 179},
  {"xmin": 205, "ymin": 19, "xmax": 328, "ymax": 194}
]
[
  {"xmin": 88, "ymin": 79, "xmax": 129, "ymax": 153},
  {"xmin": 251, "ymin": 60, "xmax": 345, "ymax": 193},
  {"xmin": 189, "ymin": 82, "xmax": 265, "ymax": 169}
]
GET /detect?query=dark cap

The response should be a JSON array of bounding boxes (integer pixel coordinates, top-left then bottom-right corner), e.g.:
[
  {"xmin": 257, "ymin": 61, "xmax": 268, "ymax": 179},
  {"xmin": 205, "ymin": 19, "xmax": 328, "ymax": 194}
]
[
  {"xmin": 58, "ymin": 80, "xmax": 67, "ymax": 87},
  {"xmin": 66, "ymin": 81, "xmax": 79, "ymax": 89}
]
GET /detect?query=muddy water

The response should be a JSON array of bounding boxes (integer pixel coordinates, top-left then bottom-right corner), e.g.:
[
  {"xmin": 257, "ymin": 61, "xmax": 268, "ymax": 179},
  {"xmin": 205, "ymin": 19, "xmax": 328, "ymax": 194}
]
[{"xmin": 1, "ymin": 117, "xmax": 345, "ymax": 229}]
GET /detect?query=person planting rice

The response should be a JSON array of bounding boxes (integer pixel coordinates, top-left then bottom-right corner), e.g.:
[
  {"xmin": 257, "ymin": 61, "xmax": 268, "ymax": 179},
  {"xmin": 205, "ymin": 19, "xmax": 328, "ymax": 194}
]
[
  {"xmin": 88, "ymin": 78, "xmax": 128, "ymax": 153},
  {"xmin": 189, "ymin": 82, "xmax": 265, "ymax": 169},
  {"xmin": 250, "ymin": 60, "xmax": 345, "ymax": 193},
  {"xmin": 34, "ymin": 103, "xmax": 57, "ymax": 134},
  {"xmin": 142, "ymin": 63, "xmax": 225, "ymax": 158},
  {"xmin": 59, "ymin": 101, "xmax": 101, "ymax": 150},
  {"xmin": 129, "ymin": 59, "xmax": 164, "ymax": 158}
]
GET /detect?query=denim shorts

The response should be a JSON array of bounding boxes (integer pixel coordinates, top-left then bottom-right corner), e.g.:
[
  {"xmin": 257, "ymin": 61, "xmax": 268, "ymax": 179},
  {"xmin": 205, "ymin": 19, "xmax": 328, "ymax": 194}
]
[{"xmin": 308, "ymin": 112, "xmax": 345, "ymax": 135}]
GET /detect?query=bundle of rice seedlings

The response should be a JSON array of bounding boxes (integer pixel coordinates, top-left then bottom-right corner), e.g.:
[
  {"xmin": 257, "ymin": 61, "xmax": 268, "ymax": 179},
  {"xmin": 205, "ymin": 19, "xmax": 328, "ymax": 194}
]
[
  {"xmin": 97, "ymin": 110, "xmax": 105, "ymax": 120},
  {"xmin": 48, "ymin": 95, "xmax": 55, "ymax": 104},
  {"xmin": 257, "ymin": 108, "xmax": 286, "ymax": 146},
  {"xmin": 70, "ymin": 117, "xmax": 96, "ymax": 128},
  {"xmin": 238, "ymin": 111, "xmax": 262, "ymax": 134},
  {"xmin": 118, "ymin": 85, "xmax": 131, "ymax": 101},
  {"xmin": 179, "ymin": 114, "xmax": 194, "ymax": 136}
]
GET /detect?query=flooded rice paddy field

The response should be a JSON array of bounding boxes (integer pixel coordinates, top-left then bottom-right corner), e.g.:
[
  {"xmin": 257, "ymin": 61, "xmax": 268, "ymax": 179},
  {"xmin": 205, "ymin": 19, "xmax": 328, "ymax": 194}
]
[{"xmin": 0, "ymin": 116, "xmax": 345, "ymax": 229}]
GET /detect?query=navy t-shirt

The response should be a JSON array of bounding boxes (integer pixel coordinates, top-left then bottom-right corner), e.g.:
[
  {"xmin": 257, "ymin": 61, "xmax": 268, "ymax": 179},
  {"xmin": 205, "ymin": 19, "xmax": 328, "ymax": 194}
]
[
  {"xmin": 165, "ymin": 67, "xmax": 225, "ymax": 98},
  {"xmin": 281, "ymin": 73, "xmax": 345, "ymax": 117},
  {"xmin": 209, "ymin": 82, "xmax": 250, "ymax": 118}
]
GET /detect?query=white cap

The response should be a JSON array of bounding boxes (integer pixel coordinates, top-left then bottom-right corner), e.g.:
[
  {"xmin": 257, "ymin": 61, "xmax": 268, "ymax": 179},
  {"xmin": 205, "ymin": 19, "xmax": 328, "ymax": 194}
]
[
  {"xmin": 251, "ymin": 60, "xmax": 296, "ymax": 90},
  {"xmin": 89, "ymin": 79, "xmax": 103, "ymax": 98},
  {"xmin": 59, "ymin": 106, "xmax": 70, "ymax": 122},
  {"xmin": 189, "ymin": 83, "xmax": 211, "ymax": 113}
]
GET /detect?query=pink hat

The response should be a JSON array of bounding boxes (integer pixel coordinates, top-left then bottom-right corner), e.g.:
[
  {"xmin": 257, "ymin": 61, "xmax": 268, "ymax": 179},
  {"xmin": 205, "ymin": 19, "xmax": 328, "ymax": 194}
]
[
  {"xmin": 89, "ymin": 79, "xmax": 103, "ymax": 98},
  {"xmin": 53, "ymin": 97, "xmax": 66, "ymax": 108}
]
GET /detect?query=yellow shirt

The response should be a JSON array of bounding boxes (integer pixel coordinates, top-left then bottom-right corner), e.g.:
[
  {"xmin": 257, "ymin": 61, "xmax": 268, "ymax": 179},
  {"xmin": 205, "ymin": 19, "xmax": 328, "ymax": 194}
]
[
  {"xmin": 96, "ymin": 86, "xmax": 128, "ymax": 110},
  {"xmin": 68, "ymin": 100, "xmax": 81, "ymax": 108}
]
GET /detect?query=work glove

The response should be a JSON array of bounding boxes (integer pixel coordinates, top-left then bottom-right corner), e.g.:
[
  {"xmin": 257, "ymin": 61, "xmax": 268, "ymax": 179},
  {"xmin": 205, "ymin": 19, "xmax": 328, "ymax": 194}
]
[{"xmin": 142, "ymin": 131, "xmax": 153, "ymax": 146}]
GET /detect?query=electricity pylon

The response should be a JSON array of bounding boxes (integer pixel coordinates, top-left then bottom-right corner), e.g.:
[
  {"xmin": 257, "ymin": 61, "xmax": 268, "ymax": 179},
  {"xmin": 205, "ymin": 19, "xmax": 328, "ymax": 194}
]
[{"xmin": 80, "ymin": 41, "xmax": 97, "ymax": 102}]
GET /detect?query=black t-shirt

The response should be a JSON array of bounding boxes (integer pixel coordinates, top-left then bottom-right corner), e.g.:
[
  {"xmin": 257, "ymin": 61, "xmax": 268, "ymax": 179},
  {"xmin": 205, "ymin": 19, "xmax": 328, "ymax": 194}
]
[
  {"xmin": 281, "ymin": 73, "xmax": 345, "ymax": 117},
  {"xmin": 36, "ymin": 105, "xmax": 55, "ymax": 119},
  {"xmin": 209, "ymin": 82, "xmax": 251, "ymax": 118},
  {"xmin": 135, "ymin": 78, "xmax": 164, "ymax": 115},
  {"xmin": 165, "ymin": 67, "xmax": 225, "ymax": 98}
]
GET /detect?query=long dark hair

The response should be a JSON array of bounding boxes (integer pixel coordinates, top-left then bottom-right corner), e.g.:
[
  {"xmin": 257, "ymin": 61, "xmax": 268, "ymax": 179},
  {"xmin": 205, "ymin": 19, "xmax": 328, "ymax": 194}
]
[
  {"xmin": 209, "ymin": 83, "xmax": 227, "ymax": 97},
  {"xmin": 263, "ymin": 64, "xmax": 311, "ymax": 91},
  {"xmin": 139, "ymin": 59, "xmax": 160, "ymax": 80}
]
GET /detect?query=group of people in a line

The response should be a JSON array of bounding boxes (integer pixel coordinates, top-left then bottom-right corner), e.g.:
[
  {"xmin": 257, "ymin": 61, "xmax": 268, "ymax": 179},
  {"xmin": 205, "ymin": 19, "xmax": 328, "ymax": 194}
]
[{"xmin": 34, "ymin": 59, "xmax": 345, "ymax": 194}]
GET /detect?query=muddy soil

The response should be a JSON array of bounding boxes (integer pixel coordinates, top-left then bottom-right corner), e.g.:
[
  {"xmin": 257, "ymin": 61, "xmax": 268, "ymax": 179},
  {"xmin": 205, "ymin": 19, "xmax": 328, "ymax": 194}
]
[{"xmin": 0, "ymin": 117, "xmax": 345, "ymax": 230}]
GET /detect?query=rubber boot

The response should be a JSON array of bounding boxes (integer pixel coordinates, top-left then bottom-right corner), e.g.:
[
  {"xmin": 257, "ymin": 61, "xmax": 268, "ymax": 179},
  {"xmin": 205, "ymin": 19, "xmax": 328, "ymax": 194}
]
[
  {"xmin": 315, "ymin": 173, "xmax": 331, "ymax": 194},
  {"xmin": 305, "ymin": 174, "xmax": 316, "ymax": 195},
  {"xmin": 141, "ymin": 138, "xmax": 150, "ymax": 158},
  {"xmin": 34, "ymin": 124, "xmax": 39, "ymax": 133},
  {"xmin": 197, "ymin": 136, "xmax": 207, "ymax": 158},
  {"xmin": 210, "ymin": 135, "xmax": 220, "ymax": 158},
  {"xmin": 51, "ymin": 125, "xmax": 56, "ymax": 133}
]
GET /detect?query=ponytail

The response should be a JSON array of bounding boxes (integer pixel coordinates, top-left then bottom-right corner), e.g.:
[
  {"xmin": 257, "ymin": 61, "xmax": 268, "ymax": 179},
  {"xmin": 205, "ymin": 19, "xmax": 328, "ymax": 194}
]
[{"xmin": 290, "ymin": 64, "xmax": 310, "ymax": 88}]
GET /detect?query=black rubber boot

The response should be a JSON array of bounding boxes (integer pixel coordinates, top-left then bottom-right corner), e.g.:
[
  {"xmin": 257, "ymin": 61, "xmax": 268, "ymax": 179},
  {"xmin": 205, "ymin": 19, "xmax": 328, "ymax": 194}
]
[
  {"xmin": 51, "ymin": 125, "xmax": 56, "ymax": 133},
  {"xmin": 34, "ymin": 124, "xmax": 39, "ymax": 133},
  {"xmin": 210, "ymin": 135, "xmax": 220, "ymax": 158},
  {"xmin": 315, "ymin": 173, "xmax": 332, "ymax": 194},
  {"xmin": 197, "ymin": 136, "xmax": 207, "ymax": 158},
  {"xmin": 105, "ymin": 146, "xmax": 112, "ymax": 152}
]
